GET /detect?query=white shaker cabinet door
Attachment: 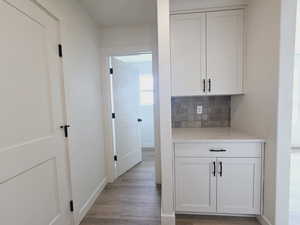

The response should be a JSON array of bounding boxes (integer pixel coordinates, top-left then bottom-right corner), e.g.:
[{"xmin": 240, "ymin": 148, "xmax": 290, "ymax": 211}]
[
  {"xmin": 171, "ymin": 13, "xmax": 206, "ymax": 96},
  {"xmin": 216, "ymin": 158, "xmax": 261, "ymax": 214},
  {"xmin": 206, "ymin": 10, "xmax": 244, "ymax": 95},
  {"xmin": 175, "ymin": 157, "xmax": 217, "ymax": 213}
]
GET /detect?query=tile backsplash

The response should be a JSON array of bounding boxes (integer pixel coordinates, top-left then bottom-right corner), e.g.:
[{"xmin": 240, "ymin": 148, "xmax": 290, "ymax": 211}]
[{"xmin": 172, "ymin": 96, "xmax": 231, "ymax": 128}]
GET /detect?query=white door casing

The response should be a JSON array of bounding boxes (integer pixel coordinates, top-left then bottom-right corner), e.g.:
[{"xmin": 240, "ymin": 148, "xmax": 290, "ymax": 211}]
[
  {"xmin": 111, "ymin": 57, "xmax": 142, "ymax": 177},
  {"xmin": 206, "ymin": 9, "xmax": 244, "ymax": 95},
  {"xmin": 170, "ymin": 13, "xmax": 206, "ymax": 96},
  {"xmin": 175, "ymin": 157, "xmax": 217, "ymax": 213},
  {"xmin": 216, "ymin": 158, "xmax": 261, "ymax": 214},
  {"xmin": 0, "ymin": 0, "xmax": 71, "ymax": 225}
]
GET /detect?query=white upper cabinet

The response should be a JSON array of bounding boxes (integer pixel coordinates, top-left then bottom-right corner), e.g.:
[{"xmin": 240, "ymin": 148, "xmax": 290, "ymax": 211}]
[
  {"xmin": 171, "ymin": 13, "xmax": 206, "ymax": 96},
  {"xmin": 170, "ymin": 9, "xmax": 244, "ymax": 96},
  {"xmin": 207, "ymin": 10, "xmax": 244, "ymax": 95}
]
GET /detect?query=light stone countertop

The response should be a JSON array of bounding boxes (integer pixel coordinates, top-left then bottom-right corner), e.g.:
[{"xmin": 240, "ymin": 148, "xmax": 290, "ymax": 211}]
[{"xmin": 172, "ymin": 128, "xmax": 265, "ymax": 143}]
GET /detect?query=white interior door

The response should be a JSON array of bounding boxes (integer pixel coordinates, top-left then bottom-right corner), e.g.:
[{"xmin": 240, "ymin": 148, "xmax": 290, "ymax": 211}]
[
  {"xmin": 112, "ymin": 57, "xmax": 142, "ymax": 177},
  {"xmin": 175, "ymin": 157, "xmax": 217, "ymax": 213},
  {"xmin": 206, "ymin": 10, "xmax": 244, "ymax": 95},
  {"xmin": 0, "ymin": 1, "xmax": 71, "ymax": 225},
  {"xmin": 170, "ymin": 13, "xmax": 206, "ymax": 96},
  {"xmin": 216, "ymin": 158, "xmax": 261, "ymax": 214}
]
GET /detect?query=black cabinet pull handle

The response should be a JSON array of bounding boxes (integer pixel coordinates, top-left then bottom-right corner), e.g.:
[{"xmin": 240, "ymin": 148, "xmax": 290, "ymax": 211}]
[
  {"xmin": 213, "ymin": 161, "xmax": 216, "ymax": 176},
  {"xmin": 219, "ymin": 161, "xmax": 223, "ymax": 177},
  {"xmin": 203, "ymin": 79, "xmax": 206, "ymax": 92},
  {"xmin": 137, "ymin": 118, "xmax": 142, "ymax": 122},
  {"xmin": 209, "ymin": 149, "xmax": 227, "ymax": 152},
  {"xmin": 208, "ymin": 78, "xmax": 211, "ymax": 92}
]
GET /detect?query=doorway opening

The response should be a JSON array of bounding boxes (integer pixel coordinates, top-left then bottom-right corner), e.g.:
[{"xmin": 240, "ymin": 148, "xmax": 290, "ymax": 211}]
[
  {"xmin": 109, "ymin": 53, "xmax": 156, "ymax": 180},
  {"xmin": 79, "ymin": 53, "xmax": 161, "ymax": 225}
]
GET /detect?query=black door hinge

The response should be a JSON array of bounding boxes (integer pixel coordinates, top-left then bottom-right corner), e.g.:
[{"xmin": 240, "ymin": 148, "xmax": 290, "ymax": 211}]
[
  {"xmin": 60, "ymin": 125, "xmax": 70, "ymax": 138},
  {"xmin": 70, "ymin": 200, "xmax": 74, "ymax": 212},
  {"xmin": 58, "ymin": 44, "xmax": 63, "ymax": 58},
  {"xmin": 110, "ymin": 68, "xmax": 113, "ymax": 74},
  {"xmin": 112, "ymin": 113, "xmax": 116, "ymax": 119},
  {"xmin": 114, "ymin": 155, "xmax": 118, "ymax": 161}
]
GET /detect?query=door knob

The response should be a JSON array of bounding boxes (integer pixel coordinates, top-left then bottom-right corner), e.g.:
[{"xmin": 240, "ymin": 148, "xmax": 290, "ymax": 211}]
[{"xmin": 60, "ymin": 125, "xmax": 70, "ymax": 138}]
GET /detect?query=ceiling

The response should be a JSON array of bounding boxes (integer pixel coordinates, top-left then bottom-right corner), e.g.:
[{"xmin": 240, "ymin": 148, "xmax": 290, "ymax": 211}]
[{"xmin": 80, "ymin": 0, "xmax": 156, "ymax": 28}]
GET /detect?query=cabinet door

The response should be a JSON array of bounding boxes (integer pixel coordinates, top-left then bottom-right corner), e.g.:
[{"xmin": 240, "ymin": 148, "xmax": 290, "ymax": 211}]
[
  {"xmin": 207, "ymin": 10, "xmax": 244, "ymax": 95},
  {"xmin": 217, "ymin": 158, "xmax": 261, "ymax": 214},
  {"xmin": 175, "ymin": 157, "xmax": 216, "ymax": 212},
  {"xmin": 171, "ymin": 13, "xmax": 206, "ymax": 96}
]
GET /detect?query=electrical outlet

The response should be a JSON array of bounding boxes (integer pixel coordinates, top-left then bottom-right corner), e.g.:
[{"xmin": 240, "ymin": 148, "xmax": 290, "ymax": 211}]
[{"xmin": 196, "ymin": 105, "xmax": 203, "ymax": 114}]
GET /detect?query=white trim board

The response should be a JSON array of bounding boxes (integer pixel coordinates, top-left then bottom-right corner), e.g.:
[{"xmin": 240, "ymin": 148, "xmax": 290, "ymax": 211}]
[
  {"xmin": 171, "ymin": 5, "xmax": 248, "ymax": 15},
  {"xmin": 157, "ymin": 0, "xmax": 175, "ymax": 224},
  {"xmin": 257, "ymin": 215, "xmax": 272, "ymax": 225},
  {"xmin": 78, "ymin": 178, "xmax": 107, "ymax": 224},
  {"xmin": 170, "ymin": 0, "xmax": 248, "ymax": 14},
  {"xmin": 275, "ymin": 0, "xmax": 298, "ymax": 224},
  {"xmin": 161, "ymin": 213, "xmax": 176, "ymax": 225}
]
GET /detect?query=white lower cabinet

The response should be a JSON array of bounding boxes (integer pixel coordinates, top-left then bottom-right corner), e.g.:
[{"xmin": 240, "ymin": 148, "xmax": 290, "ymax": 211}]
[
  {"xmin": 175, "ymin": 158, "xmax": 216, "ymax": 212},
  {"xmin": 216, "ymin": 158, "xmax": 261, "ymax": 214},
  {"xmin": 174, "ymin": 143, "xmax": 263, "ymax": 215}
]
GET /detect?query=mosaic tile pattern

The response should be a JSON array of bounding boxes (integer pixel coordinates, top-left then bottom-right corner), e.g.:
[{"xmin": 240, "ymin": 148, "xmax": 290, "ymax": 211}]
[{"xmin": 171, "ymin": 96, "xmax": 231, "ymax": 128}]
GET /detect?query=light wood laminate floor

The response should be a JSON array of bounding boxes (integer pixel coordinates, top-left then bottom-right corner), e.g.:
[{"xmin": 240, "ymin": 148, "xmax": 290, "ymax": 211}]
[
  {"xmin": 80, "ymin": 149, "xmax": 260, "ymax": 225},
  {"xmin": 80, "ymin": 150, "xmax": 161, "ymax": 225}
]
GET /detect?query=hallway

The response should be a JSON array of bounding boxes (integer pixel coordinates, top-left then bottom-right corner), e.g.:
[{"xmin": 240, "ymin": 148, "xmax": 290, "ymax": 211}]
[{"xmin": 80, "ymin": 150, "xmax": 161, "ymax": 225}]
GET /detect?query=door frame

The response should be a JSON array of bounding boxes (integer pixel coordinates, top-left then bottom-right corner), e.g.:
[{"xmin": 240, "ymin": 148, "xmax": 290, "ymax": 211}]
[
  {"xmin": 275, "ymin": 0, "xmax": 298, "ymax": 225},
  {"xmin": 101, "ymin": 46, "xmax": 160, "ymax": 183}
]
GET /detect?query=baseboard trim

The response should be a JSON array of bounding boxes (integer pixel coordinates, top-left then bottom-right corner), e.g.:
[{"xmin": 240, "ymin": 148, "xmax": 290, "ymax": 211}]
[
  {"xmin": 78, "ymin": 178, "xmax": 107, "ymax": 224},
  {"xmin": 257, "ymin": 215, "xmax": 272, "ymax": 225},
  {"xmin": 161, "ymin": 212, "xmax": 175, "ymax": 225}
]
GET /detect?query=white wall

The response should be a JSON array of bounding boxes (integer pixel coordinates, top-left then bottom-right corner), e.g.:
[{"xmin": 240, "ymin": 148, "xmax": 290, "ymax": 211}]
[
  {"xmin": 275, "ymin": 0, "xmax": 297, "ymax": 224},
  {"xmin": 140, "ymin": 105, "xmax": 155, "ymax": 148},
  {"xmin": 157, "ymin": 0, "xmax": 175, "ymax": 224},
  {"xmin": 292, "ymin": 54, "xmax": 300, "ymax": 147},
  {"xmin": 133, "ymin": 61, "xmax": 155, "ymax": 148},
  {"xmin": 230, "ymin": 0, "xmax": 284, "ymax": 224},
  {"xmin": 35, "ymin": 0, "xmax": 106, "ymax": 224},
  {"xmin": 292, "ymin": 3, "xmax": 300, "ymax": 148},
  {"xmin": 100, "ymin": 24, "xmax": 156, "ymax": 51}
]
